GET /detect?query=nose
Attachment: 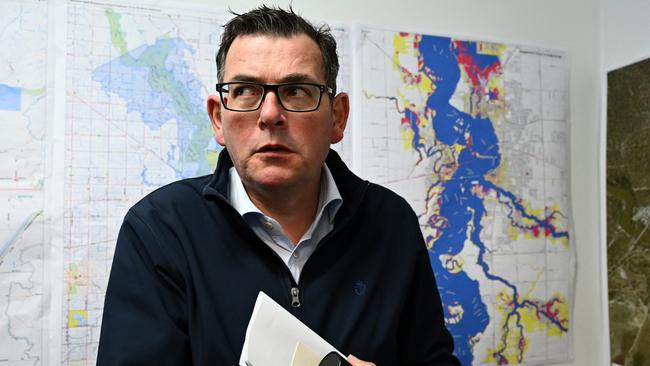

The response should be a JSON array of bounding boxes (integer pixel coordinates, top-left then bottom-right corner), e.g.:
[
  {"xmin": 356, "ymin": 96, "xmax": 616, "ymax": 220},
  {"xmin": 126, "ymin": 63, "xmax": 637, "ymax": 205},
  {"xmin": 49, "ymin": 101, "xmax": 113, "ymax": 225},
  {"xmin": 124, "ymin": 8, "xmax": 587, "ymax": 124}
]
[{"xmin": 258, "ymin": 90, "xmax": 286, "ymax": 129}]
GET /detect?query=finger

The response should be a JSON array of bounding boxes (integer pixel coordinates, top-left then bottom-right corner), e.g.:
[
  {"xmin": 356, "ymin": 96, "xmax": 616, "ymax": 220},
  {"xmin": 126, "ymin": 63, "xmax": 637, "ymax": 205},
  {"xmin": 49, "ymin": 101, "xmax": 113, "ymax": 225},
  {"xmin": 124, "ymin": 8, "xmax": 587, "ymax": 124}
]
[{"xmin": 347, "ymin": 354, "xmax": 376, "ymax": 366}]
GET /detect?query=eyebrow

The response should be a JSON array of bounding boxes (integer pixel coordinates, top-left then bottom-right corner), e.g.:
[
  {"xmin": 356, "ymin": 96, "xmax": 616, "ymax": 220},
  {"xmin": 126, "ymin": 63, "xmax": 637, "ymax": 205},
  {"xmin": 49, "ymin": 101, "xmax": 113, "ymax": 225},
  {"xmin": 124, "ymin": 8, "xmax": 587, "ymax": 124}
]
[
  {"xmin": 227, "ymin": 73, "xmax": 321, "ymax": 84},
  {"xmin": 280, "ymin": 73, "xmax": 319, "ymax": 84}
]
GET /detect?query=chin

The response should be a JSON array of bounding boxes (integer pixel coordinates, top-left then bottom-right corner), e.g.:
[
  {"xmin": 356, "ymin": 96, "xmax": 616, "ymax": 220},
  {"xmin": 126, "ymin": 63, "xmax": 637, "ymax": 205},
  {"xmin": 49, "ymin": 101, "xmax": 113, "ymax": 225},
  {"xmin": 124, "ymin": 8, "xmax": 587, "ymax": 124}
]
[{"xmin": 250, "ymin": 171, "xmax": 297, "ymax": 188}]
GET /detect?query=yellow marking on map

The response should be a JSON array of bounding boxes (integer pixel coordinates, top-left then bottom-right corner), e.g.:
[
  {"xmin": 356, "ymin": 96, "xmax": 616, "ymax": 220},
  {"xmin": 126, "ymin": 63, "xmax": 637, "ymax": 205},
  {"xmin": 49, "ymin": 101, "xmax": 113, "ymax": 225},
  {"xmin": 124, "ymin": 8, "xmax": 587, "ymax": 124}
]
[
  {"xmin": 485, "ymin": 157, "xmax": 509, "ymax": 187},
  {"xmin": 452, "ymin": 143, "xmax": 464, "ymax": 156},
  {"xmin": 485, "ymin": 318, "xmax": 531, "ymax": 363},
  {"xmin": 392, "ymin": 33, "xmax": 412, "ymax": 74},
  {"xmin": 68, "ymin": 310, "xmax": 88, "ymax": 328},
  {"xmin": 400, "ymin": 124, "xmax": 415, "ymax": 150},
  {"xmin": 393, "ymin": 33, "xmax": 410, "ymax": 54},
  {"xmin": 547, "ymin": 292, "xmax": 570, "ymax": 336},
  {"xmin": 485, "ymin": 304, "xmax": 531, "ymax": 364},
  {"xmin": 487, "ymin": 286, "xmax": 570, "ymax": 363},
  {"xmin": 418, "ymin": 70, "xmax": 435, "ymax": 95},
  {"xmin": 440, "ymin": 253, "xmax": 465, "ymax": 274},
  {"xmin": 65, "ymin": 263, "xmax": 87, "ymax": 295},
  {"xmin": 476, "ymin": 42, "xmax": 507, "ymax": 57}
]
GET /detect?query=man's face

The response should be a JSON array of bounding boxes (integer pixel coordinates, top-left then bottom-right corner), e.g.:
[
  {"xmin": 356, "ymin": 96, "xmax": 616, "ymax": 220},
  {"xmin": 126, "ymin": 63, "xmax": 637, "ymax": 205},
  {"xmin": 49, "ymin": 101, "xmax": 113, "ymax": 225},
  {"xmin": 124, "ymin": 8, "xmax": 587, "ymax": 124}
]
[{"xmin": 207, "ymin": 34, "xmax": 348, "ymax": 192}]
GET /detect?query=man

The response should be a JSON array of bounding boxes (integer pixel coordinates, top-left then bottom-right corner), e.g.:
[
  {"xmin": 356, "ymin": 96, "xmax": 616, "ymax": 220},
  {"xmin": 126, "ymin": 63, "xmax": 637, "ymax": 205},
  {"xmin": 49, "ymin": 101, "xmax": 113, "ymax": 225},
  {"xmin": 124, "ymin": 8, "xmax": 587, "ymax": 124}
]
[{"xmin": 97, "ymin": 6, "xmax": 459, "ymax": 366}]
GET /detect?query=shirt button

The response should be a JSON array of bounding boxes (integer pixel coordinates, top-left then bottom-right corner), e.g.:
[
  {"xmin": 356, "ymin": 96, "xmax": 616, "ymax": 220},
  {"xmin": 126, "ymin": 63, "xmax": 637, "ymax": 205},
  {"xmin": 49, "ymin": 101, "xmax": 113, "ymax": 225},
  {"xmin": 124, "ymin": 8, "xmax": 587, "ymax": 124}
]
[
  {"xmin": 263, "ymin": 220, "xmax": 273, "ymax": 231},
  {"xmin": 292, "ymin": 252, "xmax": 299, "ymax": 258}
]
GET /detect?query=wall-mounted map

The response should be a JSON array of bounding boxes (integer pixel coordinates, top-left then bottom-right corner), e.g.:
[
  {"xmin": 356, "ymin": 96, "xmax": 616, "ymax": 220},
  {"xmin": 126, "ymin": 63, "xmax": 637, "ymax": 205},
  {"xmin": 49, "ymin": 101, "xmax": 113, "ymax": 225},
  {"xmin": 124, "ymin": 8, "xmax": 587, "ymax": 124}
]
[
  {"xmin": 0, "ymin": 1, "xmax": 49, "ymax": 364},
  {"xmin": 360, "ymin": 28, "xmax": 574, "ymax": 365}
]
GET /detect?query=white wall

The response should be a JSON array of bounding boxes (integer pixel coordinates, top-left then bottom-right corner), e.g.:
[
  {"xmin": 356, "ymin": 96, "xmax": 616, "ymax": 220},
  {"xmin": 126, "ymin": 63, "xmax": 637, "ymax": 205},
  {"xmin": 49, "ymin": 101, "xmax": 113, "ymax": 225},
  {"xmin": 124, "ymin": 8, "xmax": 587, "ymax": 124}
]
[
  {"xmin": 188, "ymin": 0, "xmax": 605, "ymax": 364},
  {"xmin": 602, "ymin": 0, "xmax": 650, "ymax": 71}
]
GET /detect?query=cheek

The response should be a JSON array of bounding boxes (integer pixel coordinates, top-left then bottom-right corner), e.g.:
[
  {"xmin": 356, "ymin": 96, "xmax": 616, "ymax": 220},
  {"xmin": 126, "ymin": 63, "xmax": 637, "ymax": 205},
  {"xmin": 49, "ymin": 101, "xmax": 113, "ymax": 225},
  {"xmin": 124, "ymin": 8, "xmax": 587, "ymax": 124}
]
[
  {"xmin": 303, "ymin": 127, "xmax": 334, "ymax": 158},
  {"xmin": 222, "ymin": 118, "xmax": 249, "ymax": 143},
  {"xmin": 309, "ymin": 116, "xmax": 336, "ymax": 146},
  {"xmin": 222, "ymin": 122, "xmax": 256, "ymax": 157}
]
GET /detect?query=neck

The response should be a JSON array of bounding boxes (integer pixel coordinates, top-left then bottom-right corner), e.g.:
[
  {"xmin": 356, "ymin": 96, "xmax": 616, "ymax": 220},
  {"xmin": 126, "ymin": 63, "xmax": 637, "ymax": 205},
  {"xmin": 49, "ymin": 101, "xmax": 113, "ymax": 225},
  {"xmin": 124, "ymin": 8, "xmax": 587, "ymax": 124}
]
[{"xmin": 246, "ymin": 179, "xmax": 321, "ymax": 246}]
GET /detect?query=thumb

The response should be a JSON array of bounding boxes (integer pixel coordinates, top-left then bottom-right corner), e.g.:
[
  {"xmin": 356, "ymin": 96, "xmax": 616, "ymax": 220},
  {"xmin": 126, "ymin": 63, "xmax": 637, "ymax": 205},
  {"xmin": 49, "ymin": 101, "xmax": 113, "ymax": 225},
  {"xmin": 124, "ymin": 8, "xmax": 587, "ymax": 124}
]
[{"xmin": 347, "ymin": 354, "xmax": 376, "ymax": 366}]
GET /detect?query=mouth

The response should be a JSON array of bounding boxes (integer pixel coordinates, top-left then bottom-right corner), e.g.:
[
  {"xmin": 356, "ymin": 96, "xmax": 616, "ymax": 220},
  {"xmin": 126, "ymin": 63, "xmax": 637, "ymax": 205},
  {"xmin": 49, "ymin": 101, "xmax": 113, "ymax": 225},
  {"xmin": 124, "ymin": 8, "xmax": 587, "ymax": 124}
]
[{"xmin": 255, "ymin": 144, "xmax": 293, "ymax": 155}]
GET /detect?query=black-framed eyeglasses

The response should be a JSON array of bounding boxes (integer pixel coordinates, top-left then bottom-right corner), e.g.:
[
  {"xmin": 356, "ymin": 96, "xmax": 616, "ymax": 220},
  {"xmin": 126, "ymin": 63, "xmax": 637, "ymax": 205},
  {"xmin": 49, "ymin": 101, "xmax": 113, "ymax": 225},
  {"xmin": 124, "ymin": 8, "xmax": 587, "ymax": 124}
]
[{"xmin": 215, "ymin": 81, "xmax": 334, "ymax": 112}]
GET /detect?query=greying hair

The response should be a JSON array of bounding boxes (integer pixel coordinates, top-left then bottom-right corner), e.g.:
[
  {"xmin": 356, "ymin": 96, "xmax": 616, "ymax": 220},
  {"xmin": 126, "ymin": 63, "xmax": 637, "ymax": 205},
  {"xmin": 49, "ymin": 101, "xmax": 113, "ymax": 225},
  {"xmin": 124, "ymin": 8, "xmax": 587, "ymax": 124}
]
[{"xmin": 216, "ymin": 5, "xmax": 339, "ymax": 94}]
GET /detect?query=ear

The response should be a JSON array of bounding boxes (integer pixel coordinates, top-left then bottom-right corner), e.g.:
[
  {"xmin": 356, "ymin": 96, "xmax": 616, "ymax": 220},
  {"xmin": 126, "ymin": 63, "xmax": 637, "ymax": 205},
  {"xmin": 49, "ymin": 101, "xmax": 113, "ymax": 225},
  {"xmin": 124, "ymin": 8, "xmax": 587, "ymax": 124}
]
[
  {"xmin": 207, "ymin": 94, "xmax": 226, "ymax": 146},
  {"xmin": 330, "ymin": 92, "xmax": 349, "ymax": 144}
]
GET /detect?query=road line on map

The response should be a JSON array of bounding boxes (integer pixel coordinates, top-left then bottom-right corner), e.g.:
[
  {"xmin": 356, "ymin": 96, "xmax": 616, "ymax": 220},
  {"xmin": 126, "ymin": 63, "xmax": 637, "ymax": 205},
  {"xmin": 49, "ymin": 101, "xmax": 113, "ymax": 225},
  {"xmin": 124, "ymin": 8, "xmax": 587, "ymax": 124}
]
[{"xmin": 0, "ymin": 210, "xmax": 42, "ymax": 260}]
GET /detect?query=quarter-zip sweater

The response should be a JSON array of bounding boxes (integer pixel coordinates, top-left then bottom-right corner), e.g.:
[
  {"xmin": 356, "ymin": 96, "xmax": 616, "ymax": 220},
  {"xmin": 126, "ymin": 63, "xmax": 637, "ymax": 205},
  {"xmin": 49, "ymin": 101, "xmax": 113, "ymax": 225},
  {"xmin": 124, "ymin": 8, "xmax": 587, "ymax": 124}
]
[{"xmin": 97, "ymin": 149, "xmax": 459, "ymax": 366}]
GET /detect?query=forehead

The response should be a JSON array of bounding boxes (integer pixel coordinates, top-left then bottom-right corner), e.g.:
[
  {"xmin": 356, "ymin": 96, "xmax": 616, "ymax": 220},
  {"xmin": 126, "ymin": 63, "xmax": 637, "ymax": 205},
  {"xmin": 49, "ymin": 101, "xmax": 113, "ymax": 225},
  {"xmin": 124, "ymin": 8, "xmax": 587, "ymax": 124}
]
[{"xmin": 223, "ymin": 34, "xmax": 325, "ymax": 82}]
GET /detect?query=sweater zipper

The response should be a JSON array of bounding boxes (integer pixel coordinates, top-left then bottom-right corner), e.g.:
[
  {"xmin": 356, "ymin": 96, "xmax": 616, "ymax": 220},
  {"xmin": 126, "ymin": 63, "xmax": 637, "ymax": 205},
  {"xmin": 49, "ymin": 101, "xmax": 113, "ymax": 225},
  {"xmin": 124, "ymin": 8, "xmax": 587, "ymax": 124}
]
[
  {"xmin": 290, "ymin": 287, "xmax": 301, "ymax": 308},
  {"xmin": 212, "ymin": 181, "xmax": 369, "ymax": 312},
  {"xmin": 214, "ymin": 195, "xmax": 303, "ymax": 310}
]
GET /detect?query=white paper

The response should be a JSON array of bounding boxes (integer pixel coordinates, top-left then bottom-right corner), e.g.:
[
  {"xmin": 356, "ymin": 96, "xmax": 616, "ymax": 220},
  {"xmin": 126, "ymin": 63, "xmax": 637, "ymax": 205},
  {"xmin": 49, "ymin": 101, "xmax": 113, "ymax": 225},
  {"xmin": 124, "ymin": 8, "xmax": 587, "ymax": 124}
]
[
  {"xmin": 291, "ymin": 342, "xmax": 322, "ymax": 366},
  {"xmin": 239, "ymin": 292, "xmax": 344, "ymax": 366}
]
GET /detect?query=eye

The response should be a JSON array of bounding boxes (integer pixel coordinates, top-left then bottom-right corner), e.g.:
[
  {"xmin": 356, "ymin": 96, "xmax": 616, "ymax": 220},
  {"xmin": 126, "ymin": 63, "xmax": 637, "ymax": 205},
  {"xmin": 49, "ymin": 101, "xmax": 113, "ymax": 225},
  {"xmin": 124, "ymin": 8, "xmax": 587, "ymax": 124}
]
[
  {"xmin": 282, "ymin": 84, "xmax": 314, "ymax": 98},
  {"xmin": 230, "ymin": 84, "xmax": 261, "ymax": 98}
]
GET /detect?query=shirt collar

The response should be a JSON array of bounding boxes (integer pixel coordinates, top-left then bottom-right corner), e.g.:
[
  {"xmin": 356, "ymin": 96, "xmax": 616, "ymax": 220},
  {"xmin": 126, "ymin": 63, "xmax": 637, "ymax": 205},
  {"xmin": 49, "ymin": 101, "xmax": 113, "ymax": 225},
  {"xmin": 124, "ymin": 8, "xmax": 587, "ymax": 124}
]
[
  {"xmin": 318, "ymin": 163, "xmax": 343, "ymax": 224},
  {"xmin": 228, "ymin": 163, "xmax": 343, "ymax": 224},
  {"xmin": 228, "ymin": 166, "xmax": 262, "ymax": 217}
]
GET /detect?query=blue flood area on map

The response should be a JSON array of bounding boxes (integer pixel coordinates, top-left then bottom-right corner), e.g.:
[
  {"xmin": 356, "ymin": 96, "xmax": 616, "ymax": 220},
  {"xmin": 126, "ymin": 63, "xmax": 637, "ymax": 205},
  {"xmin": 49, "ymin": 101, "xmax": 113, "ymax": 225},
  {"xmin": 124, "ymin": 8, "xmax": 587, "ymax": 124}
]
[
  {"xmin": 92, "ymin": 38, "xmax": 212, "ymax": 180},
  {"xmin": 417, "ymin": 34, "xmax": 569, "ymax": 364},
  {"xmin": 419, "ymin": 35, "xmax": 500, "ymax": 365},
  {"xmin": 0, "ymin": 83, "xmax": 21, "ymax": 111}
]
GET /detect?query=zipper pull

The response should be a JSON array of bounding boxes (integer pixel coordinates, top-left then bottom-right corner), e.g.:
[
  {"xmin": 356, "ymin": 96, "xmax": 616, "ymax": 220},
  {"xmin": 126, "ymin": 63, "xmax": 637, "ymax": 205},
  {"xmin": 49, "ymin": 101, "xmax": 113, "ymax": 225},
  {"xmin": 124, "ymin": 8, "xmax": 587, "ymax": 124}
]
[{"xmin": 291, "ymin": 287, "xmax": 301, "ymax": 308}]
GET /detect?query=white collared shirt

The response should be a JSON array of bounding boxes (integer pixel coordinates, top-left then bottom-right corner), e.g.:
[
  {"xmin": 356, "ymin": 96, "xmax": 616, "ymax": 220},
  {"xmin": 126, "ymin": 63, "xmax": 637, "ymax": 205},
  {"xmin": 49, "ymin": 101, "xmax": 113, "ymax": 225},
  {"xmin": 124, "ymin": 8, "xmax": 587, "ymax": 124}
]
[{"xmin": 228, "ymin": 164, "xmax": 342, "ymax": 283}]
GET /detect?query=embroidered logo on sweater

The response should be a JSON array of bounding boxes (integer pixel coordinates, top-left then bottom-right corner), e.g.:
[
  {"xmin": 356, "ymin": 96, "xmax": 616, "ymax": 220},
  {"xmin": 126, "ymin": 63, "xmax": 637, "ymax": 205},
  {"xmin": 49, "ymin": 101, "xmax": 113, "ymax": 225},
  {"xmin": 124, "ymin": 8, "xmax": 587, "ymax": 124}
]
[{"xmin": 354, "ymin": 280, "xmax": 367, "ymax": 296}]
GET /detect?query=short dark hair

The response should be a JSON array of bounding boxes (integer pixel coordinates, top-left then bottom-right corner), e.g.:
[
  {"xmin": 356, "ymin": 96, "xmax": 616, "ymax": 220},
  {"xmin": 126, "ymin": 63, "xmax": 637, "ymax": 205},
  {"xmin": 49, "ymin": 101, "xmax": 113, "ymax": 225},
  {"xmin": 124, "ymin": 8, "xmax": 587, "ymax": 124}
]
[{"xmin": 216, "ymin": 5, "xmax": 339, "ymax": 94}]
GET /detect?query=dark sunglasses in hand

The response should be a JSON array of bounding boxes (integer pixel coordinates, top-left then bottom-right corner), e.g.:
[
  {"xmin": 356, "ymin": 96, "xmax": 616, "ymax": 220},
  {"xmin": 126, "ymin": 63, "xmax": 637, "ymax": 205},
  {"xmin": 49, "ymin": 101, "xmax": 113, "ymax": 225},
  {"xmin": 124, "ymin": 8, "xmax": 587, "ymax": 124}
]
[{"xmin": 319, "ymin": 352, "xmax": 353, "ymax": 366}]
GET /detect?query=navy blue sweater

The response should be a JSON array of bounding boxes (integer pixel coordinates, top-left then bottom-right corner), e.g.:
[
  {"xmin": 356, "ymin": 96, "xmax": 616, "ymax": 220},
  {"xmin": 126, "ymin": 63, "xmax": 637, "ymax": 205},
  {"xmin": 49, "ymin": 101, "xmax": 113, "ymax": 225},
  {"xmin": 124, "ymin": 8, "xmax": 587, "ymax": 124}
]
[{"xmin": 97, "ymin": 149, "xmax": 459, "ymax": 365}]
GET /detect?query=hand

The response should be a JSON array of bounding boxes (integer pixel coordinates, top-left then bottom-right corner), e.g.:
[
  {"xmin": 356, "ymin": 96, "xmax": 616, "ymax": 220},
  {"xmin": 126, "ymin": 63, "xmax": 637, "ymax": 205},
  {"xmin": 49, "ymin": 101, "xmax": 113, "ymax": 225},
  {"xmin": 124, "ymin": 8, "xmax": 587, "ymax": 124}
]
[{"xmin": 347, "ymin": 354, "xmax": 376, "ymax": 366}]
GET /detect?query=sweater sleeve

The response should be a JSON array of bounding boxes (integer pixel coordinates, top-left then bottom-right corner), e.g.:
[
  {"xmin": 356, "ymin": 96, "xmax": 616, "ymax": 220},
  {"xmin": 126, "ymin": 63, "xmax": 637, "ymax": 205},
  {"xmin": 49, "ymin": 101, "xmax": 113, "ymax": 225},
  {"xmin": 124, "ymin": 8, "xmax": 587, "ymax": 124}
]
[
  {"xmin": 397, "ymin": 221, "xmax": 461, "ymax": 366},
  {"xmin": 97, "ymin": 210, "xmax": 191, "ymax": 365}
]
